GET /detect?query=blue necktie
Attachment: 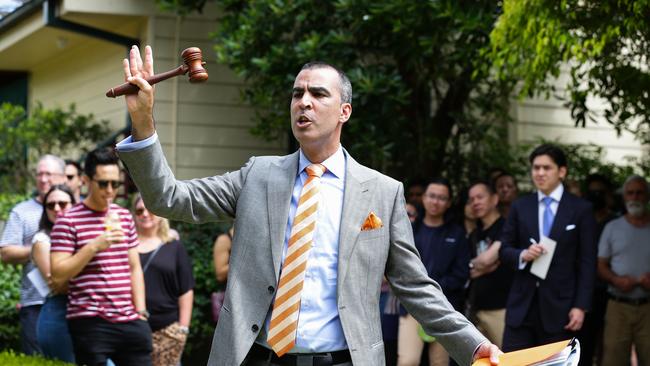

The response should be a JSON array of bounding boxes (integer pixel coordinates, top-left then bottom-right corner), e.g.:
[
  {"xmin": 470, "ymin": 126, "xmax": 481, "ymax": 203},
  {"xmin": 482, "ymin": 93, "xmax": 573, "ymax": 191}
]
[{"xmin": 542, "ymin": 196, "xmax": 555, "ymax": 237}]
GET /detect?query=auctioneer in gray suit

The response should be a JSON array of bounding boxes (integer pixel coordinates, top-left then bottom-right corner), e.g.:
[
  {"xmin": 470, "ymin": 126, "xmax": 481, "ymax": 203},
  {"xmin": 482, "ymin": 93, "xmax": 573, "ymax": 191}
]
[
  {"xmin": 118, "ymin": 50, "xmax": 495, "ymax": 366},
  {"xmin": 120, "ymin": 142, "xmax": 486, "ymax": 365}
]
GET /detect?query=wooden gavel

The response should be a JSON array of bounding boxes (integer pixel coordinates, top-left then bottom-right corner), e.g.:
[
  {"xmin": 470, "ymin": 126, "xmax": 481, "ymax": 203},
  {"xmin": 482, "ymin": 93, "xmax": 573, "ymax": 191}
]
[{"xmin": 106, "ymin": 47, "xmax": 208, "ymax": 98}]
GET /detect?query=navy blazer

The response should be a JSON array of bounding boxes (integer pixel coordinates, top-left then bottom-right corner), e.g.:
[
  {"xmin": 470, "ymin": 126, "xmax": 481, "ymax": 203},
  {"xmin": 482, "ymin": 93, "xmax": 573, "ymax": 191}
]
[{"xmin": 499, "ymin": 189, "xmax": 597, "ymax": 333}]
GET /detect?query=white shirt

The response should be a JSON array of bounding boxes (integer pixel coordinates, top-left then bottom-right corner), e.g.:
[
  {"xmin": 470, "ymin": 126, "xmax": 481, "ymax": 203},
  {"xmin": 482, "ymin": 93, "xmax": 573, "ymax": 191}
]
[{"xmin": 518, "ymin": 184, "xmax": 564, "ymax": 269}]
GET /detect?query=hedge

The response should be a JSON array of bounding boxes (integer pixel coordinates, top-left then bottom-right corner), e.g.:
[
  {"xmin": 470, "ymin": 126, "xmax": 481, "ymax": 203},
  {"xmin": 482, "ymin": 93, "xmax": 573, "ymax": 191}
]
[
  {"xmin": 0, "ymin": 193, "xmax": 30, "ymax": 351},
  {"xmin": 0, "ymin": 350, "xmax": 73, "ymax": 365},
  {"xmin": 173, "ymin": 219, "xmax": 231, "ymax": 365}
]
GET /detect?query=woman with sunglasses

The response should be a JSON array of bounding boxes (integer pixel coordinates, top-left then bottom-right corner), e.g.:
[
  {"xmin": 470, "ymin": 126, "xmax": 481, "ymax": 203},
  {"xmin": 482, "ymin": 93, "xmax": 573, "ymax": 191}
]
[
  {"xmin": 132, "ymin": 193, "xmax": 194, "ymax": 366},
  {"xmin": 30, "ymin": 184, "xmax": 76, "ymax": 362}
]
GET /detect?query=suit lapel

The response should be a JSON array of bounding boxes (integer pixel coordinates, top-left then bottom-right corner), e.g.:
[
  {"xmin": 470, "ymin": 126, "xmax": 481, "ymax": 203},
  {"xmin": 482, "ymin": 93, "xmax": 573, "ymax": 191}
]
[
  {"xmin": 338, "ymin": 152, "xmax": 375, "ymax": 286},
  {"xmin": 267, "ymin": 151, "xmax": 299, "ymax": 282},
  {"xmin": 526, "ymin": 194, "xmax": 541, "ymax": 243},
  {"xmin": 549, "ymin": 191, "xmax": 574, "ymax": 241}
]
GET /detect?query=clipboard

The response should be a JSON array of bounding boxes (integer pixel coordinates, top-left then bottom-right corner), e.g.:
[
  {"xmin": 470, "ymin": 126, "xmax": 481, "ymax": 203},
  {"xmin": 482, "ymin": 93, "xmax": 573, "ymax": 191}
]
[
  {"xmin": 530, "ymin": 236, "xmax": 557, "ymax": 280},
  {"xmin": 473, "ymin": 338, "xmax": 580, "ymax": 366}
]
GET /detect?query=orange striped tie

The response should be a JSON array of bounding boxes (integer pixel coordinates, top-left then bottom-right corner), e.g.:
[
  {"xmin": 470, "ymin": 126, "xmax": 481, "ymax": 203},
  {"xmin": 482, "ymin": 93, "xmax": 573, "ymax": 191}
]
[{"xmin": 267, "ymin": 163, "xmax": 326, "ymax": 356}]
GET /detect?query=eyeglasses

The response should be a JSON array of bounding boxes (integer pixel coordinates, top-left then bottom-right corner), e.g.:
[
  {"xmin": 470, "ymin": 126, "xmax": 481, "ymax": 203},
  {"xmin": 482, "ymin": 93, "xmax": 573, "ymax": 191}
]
[
  {"xmin": 134, "ymin": 208, "xmax": 147, "ymax": 216},
  {"xmin": 46, "ymin": 201, "xmax": 71, "ymax": 210},
  {"xmin": 66, "ymin": 174, "xmax": 77, "ymax": 180},
  {"xmin": 93, "ymin": 179, "xmax": 122, "ymax": 189},
  {"xmin": 424, "ymin": 193, "xmax": 449, "ymax": 202}
]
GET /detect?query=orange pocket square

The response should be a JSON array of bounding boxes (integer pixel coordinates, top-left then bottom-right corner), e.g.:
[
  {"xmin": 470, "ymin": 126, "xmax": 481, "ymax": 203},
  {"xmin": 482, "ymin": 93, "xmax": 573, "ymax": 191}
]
[{"xmin": 361, "ymin": 212, "xmax": 383, "ymax": 231}]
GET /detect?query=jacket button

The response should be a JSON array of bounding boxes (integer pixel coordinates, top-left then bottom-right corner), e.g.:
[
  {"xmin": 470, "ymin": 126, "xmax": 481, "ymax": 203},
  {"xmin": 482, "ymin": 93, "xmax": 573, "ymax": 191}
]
[
  {"xmin": 268, "ymin": 286, "xmax": 275, "ymax": 294},
  {"xmin": 252, "ymin": 324, "xmax": 259, "ymax": 332}
]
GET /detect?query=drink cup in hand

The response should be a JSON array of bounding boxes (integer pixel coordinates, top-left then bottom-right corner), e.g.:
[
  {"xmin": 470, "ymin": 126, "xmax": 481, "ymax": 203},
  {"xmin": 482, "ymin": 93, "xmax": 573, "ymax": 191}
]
[
  {"xmin": 97, "ymin": 211, "xmax": 123, "ymax": 252},
  {"xmin": 105, "ymin": 211, "xmax": 121, "ymax": 232}
]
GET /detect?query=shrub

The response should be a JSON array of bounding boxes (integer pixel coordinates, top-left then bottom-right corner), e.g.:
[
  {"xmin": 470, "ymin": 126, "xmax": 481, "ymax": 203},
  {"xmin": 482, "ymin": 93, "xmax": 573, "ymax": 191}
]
[
  {"xmin": 0, "ymin": 102, "xmax": 110, "ymax": 194},
  {"xmin": 0, "ymin": 192, "xmax": 30, "ymax": 351},
  {"xmin": 173, "ymin": 219, "xmax": 231, "ymax": 365},
  {"xmin": 0, "ymin": 350, "xmax": 73, "ymax": 365}
]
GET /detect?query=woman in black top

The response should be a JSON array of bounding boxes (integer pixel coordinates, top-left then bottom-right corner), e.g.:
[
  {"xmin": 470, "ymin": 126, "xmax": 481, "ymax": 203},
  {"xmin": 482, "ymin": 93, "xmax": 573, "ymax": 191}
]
[{"xmin": 133, "ymin": 193, "xmax": 194, "ymax": 366}]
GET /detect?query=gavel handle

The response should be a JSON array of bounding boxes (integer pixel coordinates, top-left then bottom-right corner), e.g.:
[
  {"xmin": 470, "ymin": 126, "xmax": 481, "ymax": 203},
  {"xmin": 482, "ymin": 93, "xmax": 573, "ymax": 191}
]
[{"xmin": 106, "ymin": 65, "xmax": 189, "ymax": 98}]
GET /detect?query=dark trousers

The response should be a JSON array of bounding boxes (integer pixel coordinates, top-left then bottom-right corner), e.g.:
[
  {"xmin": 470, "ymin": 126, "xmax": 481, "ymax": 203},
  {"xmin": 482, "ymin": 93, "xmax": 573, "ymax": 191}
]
[
  {"xmin": 68, "ymin": 317, "xmax": 152, "ymax": 366},
  {"xmin": 577, "ymin": 284, "xmax": 607, "ymax": 366},
  {"xmin": 502, "ymin": 292, "xmax": 571, "ymax": 352},
  {"xmin": 19, "ymin": 304, "xmax": 42, "ymax": 355}
]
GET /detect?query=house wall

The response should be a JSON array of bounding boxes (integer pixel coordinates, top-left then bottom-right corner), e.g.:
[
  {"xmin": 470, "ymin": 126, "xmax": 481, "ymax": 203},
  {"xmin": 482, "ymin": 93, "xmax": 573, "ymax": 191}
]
[
  {"xmin": 147, "ymin": 12, "xmax": 286, "ymax": 178},
  {"xmin": 510, "ymin": 82, "xmax": 644, "ymax": 164},
  {"xmin": 30, "ymin": 36, "xmax": 129, "ymax": 133},
  {"xmin": 28, "ymin": 5, "xmax": 285, "ymax": 179}
]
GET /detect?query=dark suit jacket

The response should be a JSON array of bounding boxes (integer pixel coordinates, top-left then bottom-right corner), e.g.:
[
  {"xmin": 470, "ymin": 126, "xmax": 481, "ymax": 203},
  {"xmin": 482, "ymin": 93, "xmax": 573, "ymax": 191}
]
[{"xmin": 499, "ymin": 189, "xmax": 597, "ymax": 333}]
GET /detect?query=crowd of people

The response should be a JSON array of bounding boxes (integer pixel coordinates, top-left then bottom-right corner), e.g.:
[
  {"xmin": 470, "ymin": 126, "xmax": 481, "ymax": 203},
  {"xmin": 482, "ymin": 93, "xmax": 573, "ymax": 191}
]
[
  {"xmin": 3, "ymin": 145, "xmax": 648, "ymax": 366},
  {"xmin": 382, "ymin": 145, "xmax": 650, "ymax": 366},
  {"xmin": 0, "ymin": 149, "xmax": 195, "ymax": 366},
  {"xmin": 1, "ymin": 51, "xmax": 648, "ymax": 366}
]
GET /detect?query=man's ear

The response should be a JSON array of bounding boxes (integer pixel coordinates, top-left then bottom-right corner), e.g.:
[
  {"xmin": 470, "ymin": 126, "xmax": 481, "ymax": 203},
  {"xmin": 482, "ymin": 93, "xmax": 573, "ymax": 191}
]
[
  {"xmin": 339, "ymin": 103, "xmax": 352, "ymax": 124},
  {"xmin": 491, "ymin": 193, "xmax": 500, "ymax": 207}
]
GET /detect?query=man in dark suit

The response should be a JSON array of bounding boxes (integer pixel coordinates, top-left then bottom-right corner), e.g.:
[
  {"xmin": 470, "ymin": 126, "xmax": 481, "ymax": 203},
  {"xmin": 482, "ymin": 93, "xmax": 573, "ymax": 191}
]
[{"xmin": 499, "ymin": 144, "xmax": 597, "ymax": 352}]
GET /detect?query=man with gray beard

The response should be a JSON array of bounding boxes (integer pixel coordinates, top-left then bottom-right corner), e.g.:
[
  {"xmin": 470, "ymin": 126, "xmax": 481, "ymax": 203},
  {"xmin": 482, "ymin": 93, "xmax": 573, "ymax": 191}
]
[{"xmin": 598, "ymin": 175, "xmax": 650, "ymax": 365}]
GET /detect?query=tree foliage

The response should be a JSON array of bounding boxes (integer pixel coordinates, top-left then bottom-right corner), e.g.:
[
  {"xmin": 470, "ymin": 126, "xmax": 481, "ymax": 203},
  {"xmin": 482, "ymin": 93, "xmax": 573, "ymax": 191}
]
[
  {"xmin": 0, "ymin": 103, "xmax": 110, "ymax": 193},
  {"xmin": 488, "ymin": 0, "xmax": 650, "ymax": 142},
  {"xmin": 159, "ymin": 0, "xmax": 513, "ymax": 183}
]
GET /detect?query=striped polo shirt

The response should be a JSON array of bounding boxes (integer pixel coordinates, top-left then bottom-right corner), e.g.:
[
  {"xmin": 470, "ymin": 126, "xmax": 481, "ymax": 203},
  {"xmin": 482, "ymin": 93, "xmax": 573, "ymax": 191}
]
[{"xmin": 50, "ymin": 202, "xmax": 140, "ymax": 322}]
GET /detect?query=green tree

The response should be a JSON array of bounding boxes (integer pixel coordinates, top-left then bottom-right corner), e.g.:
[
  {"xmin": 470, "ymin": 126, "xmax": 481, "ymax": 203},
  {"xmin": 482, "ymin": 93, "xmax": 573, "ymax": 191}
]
[
  {"xmin": 0, "ymin": 102, "xmax": 110, "ymax": 193},
  {"xmin": 158, "ymin": 0, "xmax": 513, "ymax": 183},
  {"xmin": 488, "ymin": 0, "xmax": 650, "ymax": 142}
]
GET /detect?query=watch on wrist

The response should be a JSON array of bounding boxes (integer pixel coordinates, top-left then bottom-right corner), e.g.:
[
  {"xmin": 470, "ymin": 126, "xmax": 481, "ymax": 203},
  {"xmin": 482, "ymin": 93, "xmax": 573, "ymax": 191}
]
[{"xmin": 178, "ymin": 325, "xmax": 190, "ymax": 334}]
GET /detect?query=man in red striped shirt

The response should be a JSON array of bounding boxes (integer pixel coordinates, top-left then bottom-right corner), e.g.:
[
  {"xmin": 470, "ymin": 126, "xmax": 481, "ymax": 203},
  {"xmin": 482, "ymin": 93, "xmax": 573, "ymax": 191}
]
[{"xmin": 51, "ymin": 147, "xmax": 152, "ymax": 366}]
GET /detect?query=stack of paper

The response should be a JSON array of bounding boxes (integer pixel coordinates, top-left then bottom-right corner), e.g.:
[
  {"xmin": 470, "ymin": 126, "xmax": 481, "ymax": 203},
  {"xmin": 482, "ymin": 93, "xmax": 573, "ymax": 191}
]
[{"xmin": 473, "ymin": 339, "xmax": 580, "ymax": 366}]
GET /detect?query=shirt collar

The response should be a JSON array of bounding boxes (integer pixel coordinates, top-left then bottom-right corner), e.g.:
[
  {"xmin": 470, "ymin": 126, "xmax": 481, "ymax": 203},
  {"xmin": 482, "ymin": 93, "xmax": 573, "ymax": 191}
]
[
  {"xmin": 537, "ymin": 183, "xmax": 564, "ymax": 203},
  {"xmin": 298, "ymin": 146, "xmax": 345, "ymax": 179}
]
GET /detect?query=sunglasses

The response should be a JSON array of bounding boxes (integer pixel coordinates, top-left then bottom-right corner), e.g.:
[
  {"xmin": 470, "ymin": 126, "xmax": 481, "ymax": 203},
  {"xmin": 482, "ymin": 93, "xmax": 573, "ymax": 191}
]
[
  {"xmin": 93, "ymin": 179, "xmax": 122, "ymax": 189},
  {"xmin": 66, "ymin": 174, "xmax": 77, "ymax": 180},
  {"xmin": 134, "ymin": 208, "xmax": 147, "ymax": 216},
  {"xmin": 46, "ymin": 201, "xmax": 71, "ymax": 210}
]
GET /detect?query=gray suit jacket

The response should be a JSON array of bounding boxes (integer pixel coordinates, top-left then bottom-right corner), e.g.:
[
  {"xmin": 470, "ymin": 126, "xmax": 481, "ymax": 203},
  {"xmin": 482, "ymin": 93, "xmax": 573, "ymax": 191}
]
[{"xmin": 119, "ymin": 140, "xmax": 486, "ymax": 366}]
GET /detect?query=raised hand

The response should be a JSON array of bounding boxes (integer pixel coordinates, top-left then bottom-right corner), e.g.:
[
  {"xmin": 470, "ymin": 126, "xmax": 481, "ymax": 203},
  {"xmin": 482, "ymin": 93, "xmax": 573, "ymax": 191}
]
[{"xmin": 122, "ymin": 45, "xmax": 156, "ymax": 140}]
